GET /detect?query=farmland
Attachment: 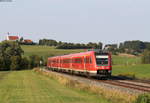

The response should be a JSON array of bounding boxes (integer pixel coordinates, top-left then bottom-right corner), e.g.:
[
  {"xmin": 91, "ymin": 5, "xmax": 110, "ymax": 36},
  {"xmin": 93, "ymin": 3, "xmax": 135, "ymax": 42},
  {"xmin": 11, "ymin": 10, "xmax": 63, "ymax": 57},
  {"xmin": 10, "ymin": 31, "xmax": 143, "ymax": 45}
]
[
  {"xmin": 21, "ymin": 45, "xmax": 84, "ymax": 59},
  {"xmin": 112, "ymin": 55, "xmax": 150, "ymax": 79},
  {"xmin": 113, "ymin": 64, "xmax": 150, "ymax": 79},
  {"xmin": 112, "ymin": 55, "xmax": 141, "ymax": 65},
  {"xmin": 0, "ymin": 70, "xmax": 110, "ymax": 103}
]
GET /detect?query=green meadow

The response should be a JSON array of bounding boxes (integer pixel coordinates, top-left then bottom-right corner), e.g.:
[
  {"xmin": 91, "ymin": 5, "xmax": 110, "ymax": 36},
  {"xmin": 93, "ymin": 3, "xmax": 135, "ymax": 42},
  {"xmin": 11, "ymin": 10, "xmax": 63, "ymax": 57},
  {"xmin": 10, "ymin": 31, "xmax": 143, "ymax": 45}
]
[
  {"xmin": 0, "ymin": 70, "xmax": 110, "ymax": 103},
  {"xmin": 113, "ymin": 64, "xmax": 150, "ymax": 79},
  {"xmin": 112, "ymin": 55, "xmax": 141, "ymax": 65},
  {"xmin": 22, "ymin": 45, "xmax": 84, "ymax": 59},
  {"xmin": 112, "ymin": 55, "xmax": 150, "ymax": 79}
]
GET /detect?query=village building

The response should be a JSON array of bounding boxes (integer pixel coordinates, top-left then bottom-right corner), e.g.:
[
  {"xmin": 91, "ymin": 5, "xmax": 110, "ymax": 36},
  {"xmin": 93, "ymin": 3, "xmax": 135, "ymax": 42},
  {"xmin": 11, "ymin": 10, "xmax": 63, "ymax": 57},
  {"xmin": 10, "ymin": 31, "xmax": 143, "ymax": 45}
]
[
  {"xmin": 5, "ymin": 33, "xmax": 34, "ymax": 44},
  {"xmin": 23, "ymin": 39, "xmax": 33, "ymax": 43},
  {"xmin": 6, "ymin": 35, "xmax": 20, "ymax": 41}
]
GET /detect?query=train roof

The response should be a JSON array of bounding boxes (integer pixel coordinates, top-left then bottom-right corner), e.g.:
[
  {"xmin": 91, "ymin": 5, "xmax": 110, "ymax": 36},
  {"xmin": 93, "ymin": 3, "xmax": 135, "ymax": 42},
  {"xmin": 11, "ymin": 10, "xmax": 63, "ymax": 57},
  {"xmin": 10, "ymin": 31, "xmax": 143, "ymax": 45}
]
[
  {"xmin": 60, "ymin": 51, "xmax": 94, "ymax": 58},
  {"xmin": 48, "ymin": 50, "xmax": 109, "ymax": 59}
]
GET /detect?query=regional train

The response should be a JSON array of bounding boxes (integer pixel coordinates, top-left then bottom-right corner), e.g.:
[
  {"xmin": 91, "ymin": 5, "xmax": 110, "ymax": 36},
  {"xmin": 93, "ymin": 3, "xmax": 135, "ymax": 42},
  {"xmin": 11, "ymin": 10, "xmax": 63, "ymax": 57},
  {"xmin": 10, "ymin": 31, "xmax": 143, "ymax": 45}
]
[{"xmin": 47, "ymin": 50, "xmax": 112, "ymax": 78}]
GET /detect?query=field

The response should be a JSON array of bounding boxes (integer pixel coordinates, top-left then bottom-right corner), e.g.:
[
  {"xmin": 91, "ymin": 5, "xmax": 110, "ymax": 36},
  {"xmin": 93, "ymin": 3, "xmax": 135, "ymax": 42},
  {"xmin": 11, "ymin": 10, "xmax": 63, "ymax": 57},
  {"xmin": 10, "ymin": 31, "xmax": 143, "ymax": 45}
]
[
  {"xmin": 112, "ymin": 55, "xmax": 150, "ymax": 79},
  {"xmin": 21, "ymin": 45, "xmax": 84, "ymax": 59},
  {"xmin": 0, "ymin": 70, "xmax": 110, "ymax": 103},
  {"xmin": 112, "ymin": 55, "xmax": 141, "ymax": 65},
  {"xmin": 113, "ymin": 64, "xmax": 150, "ymax": 79},
  {"xmin": 21, "ymin": 45, "xmax": 150, "ymax": 79}
]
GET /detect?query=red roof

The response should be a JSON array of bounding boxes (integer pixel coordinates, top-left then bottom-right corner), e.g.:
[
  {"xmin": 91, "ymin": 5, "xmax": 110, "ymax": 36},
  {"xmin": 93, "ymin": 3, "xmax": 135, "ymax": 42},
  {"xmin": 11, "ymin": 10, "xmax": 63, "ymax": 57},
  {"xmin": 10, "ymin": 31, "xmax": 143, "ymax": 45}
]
[
  {"xmin": 8, "ymin": 36, "xmax": 19, "ymax": 40},
  {"xmin": 24, "ymin": 39, "xmax": 33, "ymax": 43}
]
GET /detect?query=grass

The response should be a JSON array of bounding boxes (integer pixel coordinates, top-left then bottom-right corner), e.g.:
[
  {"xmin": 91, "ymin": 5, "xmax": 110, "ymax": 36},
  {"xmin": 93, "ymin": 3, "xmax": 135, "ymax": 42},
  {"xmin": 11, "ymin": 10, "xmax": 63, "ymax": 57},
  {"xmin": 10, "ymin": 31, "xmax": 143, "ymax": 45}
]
[
  {"xmin": 113, "ymin": 64, "xmax": 150, "ymax": 79},
  {"xmin": 112, "ymin": 55, "xmax": 150, "ymax": 79},
  {"xmin": 21, "ymin": 45, "xmax": 84, "ymax": 59},
  {"xmin": 112, "ymin": 55, "xmax": 141, "ymax": 65},
  {"xmin": 35, "ymin": 68, "xmax": 137, "ymax": 103},
  {"xmin": 0, "ymin": 70, "xmax": 110, "ymax": 103}
]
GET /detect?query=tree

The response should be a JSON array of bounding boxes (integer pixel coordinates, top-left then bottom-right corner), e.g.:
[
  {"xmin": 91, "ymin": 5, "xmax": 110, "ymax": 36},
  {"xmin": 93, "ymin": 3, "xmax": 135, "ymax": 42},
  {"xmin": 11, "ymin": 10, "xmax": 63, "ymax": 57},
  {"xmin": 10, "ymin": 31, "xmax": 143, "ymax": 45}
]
[
  {"xmin": 0, "ymin": 41, "xmax": 24, "ymax": 58},
  {"xmin": 0, "ymin": 57, "xmax": 5, "ymax": 71},
  {"xmin": 20, "ymin": 57, "xmax": 29, "ymax": 69},
  {"xmin": 118, "ymin": 40, "xmax": 146, "ymax": 54},
  {"xmin": 0, "ymin": 41, "xmax": 24, "ymax": 70},
  {"xmin": 28, "ymin": 55, "xmax": 43, "ymax": 69},
  {"xmin": 20, "ymin": 37, "xmax": 24, "ymax": 42},
  {"xmin": 39, "ymin": 39, "xmax": 58, "ymax": 46},
  {"xmin": 144, "ymin": 42, "xmax": 150, "ymax": 50}
]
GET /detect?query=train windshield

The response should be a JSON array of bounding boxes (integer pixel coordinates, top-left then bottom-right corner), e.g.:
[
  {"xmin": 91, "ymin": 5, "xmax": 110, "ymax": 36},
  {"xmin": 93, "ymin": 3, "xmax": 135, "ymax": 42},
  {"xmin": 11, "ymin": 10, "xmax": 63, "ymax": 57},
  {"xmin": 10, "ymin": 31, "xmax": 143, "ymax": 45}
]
[{"xmin": 96, "ymin": 55, "xmax": 108, "ymax": 66}]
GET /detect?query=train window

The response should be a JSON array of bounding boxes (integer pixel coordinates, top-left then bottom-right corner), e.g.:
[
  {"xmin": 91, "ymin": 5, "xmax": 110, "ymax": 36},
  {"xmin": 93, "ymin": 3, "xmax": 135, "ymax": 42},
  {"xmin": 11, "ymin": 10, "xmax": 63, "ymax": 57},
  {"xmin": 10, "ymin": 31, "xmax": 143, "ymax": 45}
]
[
  {"xmin": 96, "ymin": 55, "xmax": 108, "ymax": 66},
  {"xmin": 74, "ymin": 58, "xmax": 82, "ymax": 63},
  {"xmin": 63, "ymin": 59, "xmax": 70, "ymax": 63}
]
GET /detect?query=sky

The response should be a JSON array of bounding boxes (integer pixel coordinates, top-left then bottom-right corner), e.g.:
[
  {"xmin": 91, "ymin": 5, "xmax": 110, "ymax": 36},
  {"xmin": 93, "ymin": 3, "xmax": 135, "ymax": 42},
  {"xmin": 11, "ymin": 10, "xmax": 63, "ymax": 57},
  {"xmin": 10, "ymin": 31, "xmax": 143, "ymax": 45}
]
[{"xmin": 0, "ymin": 0, "xmax": 150, "ymax": 44}]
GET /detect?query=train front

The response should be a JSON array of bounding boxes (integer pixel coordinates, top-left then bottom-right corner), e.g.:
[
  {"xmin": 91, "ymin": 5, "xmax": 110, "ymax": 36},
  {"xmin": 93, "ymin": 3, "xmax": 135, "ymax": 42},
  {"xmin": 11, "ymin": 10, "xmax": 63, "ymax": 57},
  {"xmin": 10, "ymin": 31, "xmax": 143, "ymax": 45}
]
[{"xmin": 95, "ymin": 51, "xmax": 112, "ymax": 77}]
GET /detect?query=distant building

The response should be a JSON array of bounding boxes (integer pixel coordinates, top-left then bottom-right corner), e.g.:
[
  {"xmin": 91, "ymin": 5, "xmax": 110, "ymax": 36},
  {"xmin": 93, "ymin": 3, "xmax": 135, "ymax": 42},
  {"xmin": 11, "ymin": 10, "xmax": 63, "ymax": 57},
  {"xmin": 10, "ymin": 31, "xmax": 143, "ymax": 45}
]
[
  {"xmin": 104, "ymin": 44, "xmax": 118, "ymax": 50},
  {"xmin": 5, "ymin": 33, "xmax": 34, "ymax": 44},
  {"xmin": 23, "ymin": 39, "xmax": 33, "ymax": 43},
  {"xmin": 6, "ymin": 33, "xmax": 20, "ymax": 41},
  {"xmin": 6, "ymin": 35, "xmax": 20, "ymax": 41}
]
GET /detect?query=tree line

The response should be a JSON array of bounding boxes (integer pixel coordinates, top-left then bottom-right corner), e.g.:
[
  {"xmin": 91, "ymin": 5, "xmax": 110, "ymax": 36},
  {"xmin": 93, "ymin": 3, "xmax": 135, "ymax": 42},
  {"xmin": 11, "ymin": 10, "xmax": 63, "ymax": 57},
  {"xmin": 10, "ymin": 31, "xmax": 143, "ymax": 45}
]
[
  {"xmin": 0, "ymin": 41, "xmax": 44, "ymax": 71},
  {"xmin": 39, "ymin": 39, "xmax": 103, "ymax": 49},
  {"xmin": 0, "ymin": 40, "xmax": 150, "ymax": 71},
  {"xmin": 104, "ymin": 40, "xmax": 150, "ymax": 55}
]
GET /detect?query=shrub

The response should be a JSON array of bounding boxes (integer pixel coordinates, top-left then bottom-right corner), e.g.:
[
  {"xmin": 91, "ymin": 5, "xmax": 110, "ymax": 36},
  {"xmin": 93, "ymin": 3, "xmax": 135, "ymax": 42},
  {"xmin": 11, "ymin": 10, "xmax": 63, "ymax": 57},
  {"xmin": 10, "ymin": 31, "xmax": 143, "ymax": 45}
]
[
  {"xmin": 141, "ymin": 50, "xmax": 150, "ymax": 64},
  {"xmin": 28, "ymin": 55, "xmax": 44, "ymax": 69},
  {"xmin": 135, "ymin": 93, "xmax": 150, "ymax": 103},
  {"xmin": 118, "ymin": 72, "xmax": 136, "ymax": 79},
  {"xmin": 20, "ymin": 57, "xmax": 30, "ymax": 69},
  {"xmin": 10, "ymin": 56, "xmax": 22, "ymax": 70}
]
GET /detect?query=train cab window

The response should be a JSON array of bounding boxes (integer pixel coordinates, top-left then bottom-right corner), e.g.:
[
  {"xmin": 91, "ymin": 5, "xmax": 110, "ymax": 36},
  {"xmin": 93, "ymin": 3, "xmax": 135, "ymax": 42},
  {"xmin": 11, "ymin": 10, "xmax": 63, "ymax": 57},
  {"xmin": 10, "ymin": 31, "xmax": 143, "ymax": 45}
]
[{"xmin": 96, "ymin": 55, "xmax": 108, "ymax": 66}]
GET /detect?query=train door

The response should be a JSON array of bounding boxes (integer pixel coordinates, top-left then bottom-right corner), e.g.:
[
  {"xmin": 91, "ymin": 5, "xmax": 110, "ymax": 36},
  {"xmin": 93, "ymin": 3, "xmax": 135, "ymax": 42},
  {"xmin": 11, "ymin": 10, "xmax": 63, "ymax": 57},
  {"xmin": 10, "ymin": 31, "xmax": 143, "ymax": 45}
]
[{"xmin": 85, "ymin": 56, "xmax": 92, "ymax": 71}]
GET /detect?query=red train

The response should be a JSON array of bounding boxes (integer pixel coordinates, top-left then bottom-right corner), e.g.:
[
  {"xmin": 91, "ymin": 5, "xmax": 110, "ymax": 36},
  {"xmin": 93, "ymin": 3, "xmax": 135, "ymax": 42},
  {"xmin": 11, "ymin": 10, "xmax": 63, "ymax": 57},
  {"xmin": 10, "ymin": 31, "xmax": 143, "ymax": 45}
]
[{"xmin": 47, "ymin": 50, "xmax": 112, "ymax": 78}]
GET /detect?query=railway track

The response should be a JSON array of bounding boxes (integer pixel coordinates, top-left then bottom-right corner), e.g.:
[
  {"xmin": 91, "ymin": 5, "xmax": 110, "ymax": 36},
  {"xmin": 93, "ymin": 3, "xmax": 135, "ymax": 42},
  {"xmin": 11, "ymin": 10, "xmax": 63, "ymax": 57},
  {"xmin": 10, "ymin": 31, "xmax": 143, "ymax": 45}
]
[
  {"xmin": 98, "ymin": 80, "xmax": 150, "ymax": 93},
  {"xmin": 44, "ymin": 68, "xmax": 150, "ymax": 93},
  {"xmin": 111, "ymin": 76, "xmax": 150, "ymax": 85}
]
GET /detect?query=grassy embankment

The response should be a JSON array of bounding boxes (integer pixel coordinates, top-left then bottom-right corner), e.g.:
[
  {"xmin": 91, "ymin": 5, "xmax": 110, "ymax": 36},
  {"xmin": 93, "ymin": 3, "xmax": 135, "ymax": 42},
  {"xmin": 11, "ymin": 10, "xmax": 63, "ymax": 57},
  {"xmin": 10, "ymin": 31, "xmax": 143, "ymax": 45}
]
[
  {"xmin": 0, "ymin": 70, "xmax": 110, "ymax": 103},
  {"xmin": 22, "ymin": 45, "xmax": 150, "ymax": 79}
]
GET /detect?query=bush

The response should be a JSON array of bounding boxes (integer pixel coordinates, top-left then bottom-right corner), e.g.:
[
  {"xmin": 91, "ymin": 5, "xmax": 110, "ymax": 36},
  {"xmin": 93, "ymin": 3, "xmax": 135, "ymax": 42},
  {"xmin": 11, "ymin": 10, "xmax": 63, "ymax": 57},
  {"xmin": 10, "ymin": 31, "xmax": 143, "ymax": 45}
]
[
  {"xmin": 118, "ymin": 72, "xmax": 136, "ymax": 79},
  {"xmin": 141, "ymin": 50, "xmax": 150, "ymax": 64},
  {"xmin": 135, "ymin": 93, "xmax": 150, "ymax": 103},
  {"xmin": 10, "ymin": 56, "xmax": 22, "ymax": 70},
  {"xmin": 28, "ymin": 55, "xmax": 44, "ymax": 69},
  {"xmin": 20, "ymin": 57, "xmax": 30, "ymax": 69}
]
